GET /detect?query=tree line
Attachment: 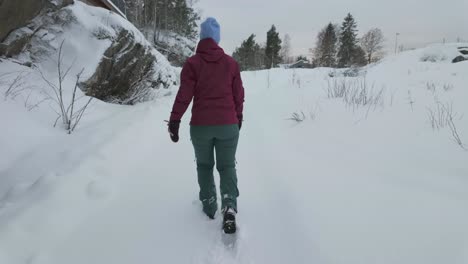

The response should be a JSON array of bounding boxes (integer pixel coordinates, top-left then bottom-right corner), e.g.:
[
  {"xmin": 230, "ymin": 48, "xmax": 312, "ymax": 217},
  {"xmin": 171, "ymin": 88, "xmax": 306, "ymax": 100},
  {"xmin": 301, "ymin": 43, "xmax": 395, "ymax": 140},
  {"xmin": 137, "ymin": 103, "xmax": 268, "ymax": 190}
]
[
  {"xmin": 114, "ymin": 0, "xmax": 199, "ymax": 40},
  {"xmin": 233, "ymin": 13, "xmax": 385, "ymax": 71},
  {"xmin": 111, "ymin": 0, "xmax": 200, "ymax": 65}
]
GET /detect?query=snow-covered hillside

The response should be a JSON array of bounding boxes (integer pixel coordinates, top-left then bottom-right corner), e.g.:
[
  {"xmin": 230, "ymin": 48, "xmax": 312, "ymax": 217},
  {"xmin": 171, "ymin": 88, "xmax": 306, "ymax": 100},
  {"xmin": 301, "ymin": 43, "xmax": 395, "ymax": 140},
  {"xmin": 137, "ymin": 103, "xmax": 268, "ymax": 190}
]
[
  {"xmin": 0, "ymin": 44, "xmax": 467, "ymax": 264},
  {"xmin": 1, "ymin": 1, "xmax": 177, "ymax": 104}
]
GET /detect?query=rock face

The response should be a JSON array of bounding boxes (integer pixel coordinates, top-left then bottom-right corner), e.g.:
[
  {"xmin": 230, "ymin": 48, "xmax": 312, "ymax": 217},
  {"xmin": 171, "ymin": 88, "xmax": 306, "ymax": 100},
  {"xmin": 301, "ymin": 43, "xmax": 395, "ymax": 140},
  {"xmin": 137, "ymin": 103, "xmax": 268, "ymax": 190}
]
[
  {"xmin": 452, "ymin": 55, "xmax": 467, "ymax": 63},
  {"xmin": 0, "ymin": 0, "xmax": 73, "ymax": 57},
  {"xmin": 452, "ymin": 47, "xmax": 468, "ymax": 63},
  {"xmin": 0, "ymin": 1, "xmax": 177, "ymax": 105},
  {"xmin": 82, "ymin": 29, "xmax": 174, "ymax": 104},
  {"xmin": 0, "ymin": 0, "xmax": 45, "ymax": 42}
]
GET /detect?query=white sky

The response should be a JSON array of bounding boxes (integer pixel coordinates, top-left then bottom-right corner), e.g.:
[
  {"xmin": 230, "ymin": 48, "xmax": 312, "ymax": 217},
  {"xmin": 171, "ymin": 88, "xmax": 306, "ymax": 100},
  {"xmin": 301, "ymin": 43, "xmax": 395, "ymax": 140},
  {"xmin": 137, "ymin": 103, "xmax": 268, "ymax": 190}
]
[{"xmin": 195, "ymin": 0, "xmax": 468, "ymax": 57}]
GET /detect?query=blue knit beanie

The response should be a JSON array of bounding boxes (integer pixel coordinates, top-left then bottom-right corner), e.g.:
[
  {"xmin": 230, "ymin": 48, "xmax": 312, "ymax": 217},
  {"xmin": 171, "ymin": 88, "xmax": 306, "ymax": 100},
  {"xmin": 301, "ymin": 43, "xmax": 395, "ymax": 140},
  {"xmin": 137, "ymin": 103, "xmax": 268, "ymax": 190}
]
[{"xmin": 200, "ymin": 17, "xmax": 220, "ymax": 44}]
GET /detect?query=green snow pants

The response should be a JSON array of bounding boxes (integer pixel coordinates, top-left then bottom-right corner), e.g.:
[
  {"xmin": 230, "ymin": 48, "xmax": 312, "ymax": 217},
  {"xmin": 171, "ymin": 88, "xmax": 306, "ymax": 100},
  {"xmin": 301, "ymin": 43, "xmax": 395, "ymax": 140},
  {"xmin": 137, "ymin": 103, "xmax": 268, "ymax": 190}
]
[{"xmin": 190, "ymin": 124, "xmax": 240, "ymax": 215}]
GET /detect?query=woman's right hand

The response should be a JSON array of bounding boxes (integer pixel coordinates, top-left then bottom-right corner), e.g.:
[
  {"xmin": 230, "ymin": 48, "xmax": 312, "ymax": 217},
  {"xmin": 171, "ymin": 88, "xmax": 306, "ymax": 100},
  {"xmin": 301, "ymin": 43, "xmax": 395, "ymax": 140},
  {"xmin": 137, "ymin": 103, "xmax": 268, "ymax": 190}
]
[{"xmin": 168, "ymin": 120, "xmax": 181, "ymax": 142}]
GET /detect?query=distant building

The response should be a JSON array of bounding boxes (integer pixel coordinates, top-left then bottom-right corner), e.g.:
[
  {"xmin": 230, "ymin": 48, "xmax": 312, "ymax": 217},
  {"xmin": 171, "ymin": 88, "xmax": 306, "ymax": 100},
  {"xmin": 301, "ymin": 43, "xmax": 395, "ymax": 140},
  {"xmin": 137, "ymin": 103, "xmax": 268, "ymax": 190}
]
[
  {"xmin": 80, "ymin": 0, "xmax": 126, "ymax": 19},
  {"xmin": 288, "ymin": 59, "xmax": 314, "ymax": 69}
]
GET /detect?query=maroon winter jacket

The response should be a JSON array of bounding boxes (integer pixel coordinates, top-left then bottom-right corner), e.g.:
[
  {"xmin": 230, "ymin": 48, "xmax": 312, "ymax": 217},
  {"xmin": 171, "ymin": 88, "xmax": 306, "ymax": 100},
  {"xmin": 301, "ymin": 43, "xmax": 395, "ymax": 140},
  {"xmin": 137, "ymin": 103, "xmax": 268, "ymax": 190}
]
[{"xmin": 170, "ymin": 38, "xmax": 245, "ymax": 125}]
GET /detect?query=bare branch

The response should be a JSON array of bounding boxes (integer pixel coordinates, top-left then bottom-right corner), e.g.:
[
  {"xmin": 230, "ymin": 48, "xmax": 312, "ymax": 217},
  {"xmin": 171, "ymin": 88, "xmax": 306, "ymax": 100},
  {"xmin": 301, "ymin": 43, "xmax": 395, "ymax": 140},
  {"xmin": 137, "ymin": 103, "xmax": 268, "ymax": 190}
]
[{"xmin": 71, "ymin": 97, "xmax": 93, "ymax": 132}]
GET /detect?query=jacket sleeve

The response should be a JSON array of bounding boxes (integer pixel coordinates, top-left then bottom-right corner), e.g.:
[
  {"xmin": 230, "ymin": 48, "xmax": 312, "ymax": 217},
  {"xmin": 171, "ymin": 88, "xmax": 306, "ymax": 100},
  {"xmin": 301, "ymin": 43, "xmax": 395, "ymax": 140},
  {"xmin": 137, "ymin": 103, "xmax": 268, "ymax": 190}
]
[
  {"xmin": 170, "ymin": 60, "xmax": 197, "ymax": 121},
  {"xmin": 232, "ymin": 62, "xmax": 245, "ymax": 119}
]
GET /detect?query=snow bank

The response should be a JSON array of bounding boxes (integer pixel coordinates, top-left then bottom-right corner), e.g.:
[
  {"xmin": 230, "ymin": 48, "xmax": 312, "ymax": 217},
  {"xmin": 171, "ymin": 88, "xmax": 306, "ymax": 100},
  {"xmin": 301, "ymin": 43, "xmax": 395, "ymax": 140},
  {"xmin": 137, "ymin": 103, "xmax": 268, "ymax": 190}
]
[{"xmin": 0, "ymin": 42, "xmax": 467, "ymax": 264}]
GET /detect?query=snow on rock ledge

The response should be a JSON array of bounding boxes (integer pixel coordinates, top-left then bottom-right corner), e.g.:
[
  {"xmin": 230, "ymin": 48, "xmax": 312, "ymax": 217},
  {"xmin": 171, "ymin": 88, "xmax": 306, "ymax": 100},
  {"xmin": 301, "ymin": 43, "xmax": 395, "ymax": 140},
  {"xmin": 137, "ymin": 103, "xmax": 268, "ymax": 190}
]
[{"xmin": 0, "ymin": 1, "xmax": 177, "ymax": 104}]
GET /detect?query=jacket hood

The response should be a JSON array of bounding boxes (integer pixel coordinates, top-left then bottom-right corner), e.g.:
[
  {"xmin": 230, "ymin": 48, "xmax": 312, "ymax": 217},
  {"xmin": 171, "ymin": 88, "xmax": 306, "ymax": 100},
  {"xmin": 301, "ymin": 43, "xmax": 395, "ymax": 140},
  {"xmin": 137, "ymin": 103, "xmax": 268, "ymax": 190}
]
[{"xmin": 196, "ymin": 38, "xmax": 225, "ymax": 62}]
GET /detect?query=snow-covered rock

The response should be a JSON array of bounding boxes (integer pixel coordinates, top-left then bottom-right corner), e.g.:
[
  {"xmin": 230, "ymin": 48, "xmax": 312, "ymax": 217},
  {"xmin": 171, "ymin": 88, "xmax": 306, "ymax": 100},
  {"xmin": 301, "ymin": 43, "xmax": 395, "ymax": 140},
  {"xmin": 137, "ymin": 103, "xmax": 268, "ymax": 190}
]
[
  {"xmin": 143, "ymin": 29, "xmax": 197, "ymax": 67},
  {"xmin": 0, "ymin": 1, "xmax": 177, "ymax": 104}
]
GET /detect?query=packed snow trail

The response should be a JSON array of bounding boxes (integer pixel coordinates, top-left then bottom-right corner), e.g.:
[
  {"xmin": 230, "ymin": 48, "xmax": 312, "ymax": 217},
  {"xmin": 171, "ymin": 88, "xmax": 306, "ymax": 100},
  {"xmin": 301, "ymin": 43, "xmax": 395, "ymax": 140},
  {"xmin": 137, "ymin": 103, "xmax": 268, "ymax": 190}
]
[
  {"xmin": 26, "ymin": 96, "xmax": 323, "ymax": 264},
  {"xmin": 1, "ymin": 46, "xmax": 468, "ymax": 263}
]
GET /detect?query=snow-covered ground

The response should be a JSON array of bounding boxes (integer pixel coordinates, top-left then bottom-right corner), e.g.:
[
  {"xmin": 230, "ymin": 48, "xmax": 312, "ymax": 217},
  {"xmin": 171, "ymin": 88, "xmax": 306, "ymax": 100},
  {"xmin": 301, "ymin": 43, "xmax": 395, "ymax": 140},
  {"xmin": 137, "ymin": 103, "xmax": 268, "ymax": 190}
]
[{"xmin": 1, "ymin": 43, "xmax": 467, "ymax": 264}]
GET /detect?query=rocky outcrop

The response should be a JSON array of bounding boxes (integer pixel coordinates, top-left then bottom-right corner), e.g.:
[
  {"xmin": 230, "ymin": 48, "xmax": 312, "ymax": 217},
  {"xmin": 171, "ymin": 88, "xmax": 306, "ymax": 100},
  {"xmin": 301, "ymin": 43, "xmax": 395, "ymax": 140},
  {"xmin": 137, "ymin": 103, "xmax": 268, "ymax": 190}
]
[
  {"xmin": 0, "ymin": 0, "xmax": 73, "ymax": 57},
  {"xmin": 0, "ymin": 1, "xmax": 177, "ymax": 105},
  {"xmin": 452, "ymin": 47, "xmax": 468, "ymax": 63},
  {"xmin": 452, "ymin": 55, "xmax": 467, "ymax": 63},
  {"xmin": 0, "ymin": 0, "xmax": 44, "ymax": 42},
  {"xmin": 81, "ymin": 29, "xmax": 175, "ymax": 104}
]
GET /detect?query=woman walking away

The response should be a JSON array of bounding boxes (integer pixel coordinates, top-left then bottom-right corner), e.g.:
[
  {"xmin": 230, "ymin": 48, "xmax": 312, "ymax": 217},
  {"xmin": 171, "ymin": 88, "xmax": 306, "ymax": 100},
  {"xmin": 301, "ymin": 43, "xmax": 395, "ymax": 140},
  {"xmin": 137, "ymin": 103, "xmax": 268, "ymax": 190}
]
[{"xmin": 167, "ymin": 17, "xmax": 245, "ymax": 234}]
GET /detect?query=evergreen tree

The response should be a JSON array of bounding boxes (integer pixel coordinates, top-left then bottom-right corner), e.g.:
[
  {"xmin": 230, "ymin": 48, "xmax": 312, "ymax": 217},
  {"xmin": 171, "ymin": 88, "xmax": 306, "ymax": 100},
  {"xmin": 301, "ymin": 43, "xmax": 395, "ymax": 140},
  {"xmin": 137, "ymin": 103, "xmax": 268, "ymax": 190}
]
[
  {"xmin": 352, "ymin": 46, "xmax": 367, "ymax": 66},
  {"xmin": 296, "ymin": 55, "xmax": 309, "ymax": 62},
  {"xmin": 314, "ymin": 23, "xmax": 338, "ymax": 67},
  {"xmin": 337, "ymin": 13, "xmax": 359, "ymax": 68},
  {"xmin": 233, "ymin": 34, "xmax": 263, "ymax": 71},
  {"xmin": 265, "ymin": 25, "xmax": 282, "ymax": 69},
  {"xmin": 123, "ymin": 0, "xmax": 200, "ymax": 65},
  {"xmin": 124, "ymin": 0, "xmax": 199, "ymax": 42}
]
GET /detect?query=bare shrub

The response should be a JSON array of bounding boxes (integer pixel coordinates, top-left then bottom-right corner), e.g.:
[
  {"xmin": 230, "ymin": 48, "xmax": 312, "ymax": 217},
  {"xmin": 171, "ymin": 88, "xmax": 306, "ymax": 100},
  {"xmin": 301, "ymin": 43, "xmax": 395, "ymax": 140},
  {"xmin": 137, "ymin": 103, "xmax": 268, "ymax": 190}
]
[
  {"xmin": 426, "ymin": 82, "xmax": 454, "ymax": 93},
  {"xmin": 39, "ymin": 40, "xmax": 92, "ymax": 134},
  {"xmin": 407, "ymin": 90, "xmax": 415, "ymax": 111},
  {"xmin": 427, "ymin": 102, "xmax": 452, "ymax": 130},
  {"xmin": 448, "ymin": 117, "xmax": 465, "ymax": 150},
  {"xmin": 2, "ymin": 71, "xmax": 32, "ymax": 100},
  {"xmin": 288, "ymin": 111, "xmax": 306, "ymax": 123},
  {"xmin": 427, "ymin": 101, "xmax": 466, "ymax": 150},
  {"xmin": 420, "ymin": 53, "xmax": 447, "ymax": 62},
  {"xmin": 326, "ymin": 77, "xmax": 385, "ymax": 111},
  {"xmin": 443, "ymin": 83, "xmax": 454, "ymax": 92},
  {"xmin": 426, "ymin": 82, "xmax": 436, "ymax": 93},
  {"xmin": 109, "ymin": 83, "xmax": 155, "ymax": 105},
  {"xmin": 291, "ymin": 70, "xmax": 301, "ymax": 88}
]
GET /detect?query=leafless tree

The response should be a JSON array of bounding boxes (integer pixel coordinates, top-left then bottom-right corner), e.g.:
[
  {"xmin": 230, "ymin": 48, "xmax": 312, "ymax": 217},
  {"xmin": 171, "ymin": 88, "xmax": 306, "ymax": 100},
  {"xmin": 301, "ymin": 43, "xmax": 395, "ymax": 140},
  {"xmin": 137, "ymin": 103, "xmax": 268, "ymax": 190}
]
[
  {"xmin": 280, "ymin": 34, "xmax": 293, "ymax": 64},
  {"xmin": 360, "ymin": 28, "xmax": 385, "ymax": 64}
]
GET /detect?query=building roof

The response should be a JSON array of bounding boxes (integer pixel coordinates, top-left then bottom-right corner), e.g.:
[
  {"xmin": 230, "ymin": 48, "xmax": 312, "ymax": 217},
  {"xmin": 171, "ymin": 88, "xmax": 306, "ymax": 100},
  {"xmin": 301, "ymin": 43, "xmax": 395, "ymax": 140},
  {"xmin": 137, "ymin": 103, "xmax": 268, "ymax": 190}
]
[
  {"xmin": 289, "ymin": 59, "xmax": 313, "ymax": 68},
  {"xmin": 91, "ymin": 0, "xmax": 127, "ymax": 19}
]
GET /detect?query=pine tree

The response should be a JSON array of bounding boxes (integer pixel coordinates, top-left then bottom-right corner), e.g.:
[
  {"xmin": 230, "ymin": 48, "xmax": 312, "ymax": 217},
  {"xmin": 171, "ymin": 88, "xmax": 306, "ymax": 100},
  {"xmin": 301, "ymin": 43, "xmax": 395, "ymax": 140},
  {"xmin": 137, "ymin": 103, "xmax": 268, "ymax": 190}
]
[
  {"xmin": 337, "ymin": 13, "xmax": 359, "ymax": 68},
  {"xmin": 314, "ymin": 23, "xmax": 338, "ymax": 67},
  {"xmin": 233, "ymin": 34, "xmax": 263, "ymax": 71},
  {"xmin": 124, "ymin": 0, "xmax": 199, "ymax": 42},
  {"xmin": 352, "ymin": 46, "xmax": 367, "ymax": 66},
  {"xmin": 265, "ymin": 25, "xmax": 282, "ymax": 69},
  {"xmin": 296, "ymin": 55, "xmax": 309, "ymax": 62}
]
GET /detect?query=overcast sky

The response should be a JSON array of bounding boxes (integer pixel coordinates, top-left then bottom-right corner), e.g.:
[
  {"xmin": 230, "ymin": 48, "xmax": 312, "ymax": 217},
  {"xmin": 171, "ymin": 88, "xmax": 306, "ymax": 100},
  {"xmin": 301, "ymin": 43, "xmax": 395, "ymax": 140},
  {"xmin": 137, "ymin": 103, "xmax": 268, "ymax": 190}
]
[{"xmin": 195, "ymin": 0, "xmax": 468, "ymax": 57}]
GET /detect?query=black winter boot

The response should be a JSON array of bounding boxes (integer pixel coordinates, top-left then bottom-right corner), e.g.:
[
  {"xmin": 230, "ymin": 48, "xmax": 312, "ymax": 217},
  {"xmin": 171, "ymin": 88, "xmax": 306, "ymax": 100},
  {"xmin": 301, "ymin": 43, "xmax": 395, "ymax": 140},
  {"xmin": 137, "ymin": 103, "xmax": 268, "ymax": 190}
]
[{"xmin": 222, "ymin": 207, "xmax": 237, "ymax": 234}]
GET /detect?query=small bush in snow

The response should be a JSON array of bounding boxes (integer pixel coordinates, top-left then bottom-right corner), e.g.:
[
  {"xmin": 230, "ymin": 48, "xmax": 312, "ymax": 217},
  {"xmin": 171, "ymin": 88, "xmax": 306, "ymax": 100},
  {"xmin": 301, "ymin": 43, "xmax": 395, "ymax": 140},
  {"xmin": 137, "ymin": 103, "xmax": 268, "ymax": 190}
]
[
  {"xmin": 342, "ymin": 67, "xmax": 361, "ymax": 77},
  {"xmin": 420, "ymin": 53, "xmax": 447, "ymax": 63},
  {"xmin": 39, "ymin": 41, "xmax": 92, "ymax": 134},
  {"xmin": 426, "ymin": 82, "xmax": 454, "ymax": 93},
  {"xmin": 291, "ymin": 70, "xmax": 302, "ymax": 88},
  {"xmin": 427, "ymin": 101, "xmax": 466, "ymax": 150},
  {"xmin": 288, "ymin": 112, "xmax": 306, "ymax": 123},
  {"xmin": 326, "ymin": 77, "xmax": 385, "ymax": 111},
  {"xmin": 2, "ymin": 71, "xmax": 31, "ymax": 100},
  {"xmin": 443, "ymin": 83, "xmax": 454, "ymax": 92},
  {"xmin": 426, "ymin": 82, "xmax": 436, "ymax": 93},
  {"xmin": 407, "ymin": 90, "xmax": 415, "ymax": 111}
]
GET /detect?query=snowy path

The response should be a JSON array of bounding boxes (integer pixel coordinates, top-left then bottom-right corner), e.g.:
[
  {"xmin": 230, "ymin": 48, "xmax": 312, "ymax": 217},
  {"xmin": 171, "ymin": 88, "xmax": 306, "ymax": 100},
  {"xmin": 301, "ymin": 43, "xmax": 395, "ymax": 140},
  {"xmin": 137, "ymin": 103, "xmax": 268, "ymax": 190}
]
[
  {"xmin": 36, "ymin": 97, "xmax": 322, "ymax": 264},
  {"xmin": 1, "ymin": 63, "xmax": 468, "ymax": 263}
]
